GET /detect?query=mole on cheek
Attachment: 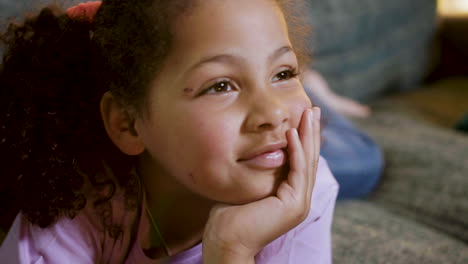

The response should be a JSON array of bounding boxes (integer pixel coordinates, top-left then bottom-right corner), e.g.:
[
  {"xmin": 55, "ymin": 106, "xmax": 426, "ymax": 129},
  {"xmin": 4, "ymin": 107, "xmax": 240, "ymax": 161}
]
[
  {"xmin": 184, "ymin": 88, "xmax": 194, "ymax": 93},
  {"xmin": 189, "ymin": 173, "xmax": 196, "ymax": 184}
]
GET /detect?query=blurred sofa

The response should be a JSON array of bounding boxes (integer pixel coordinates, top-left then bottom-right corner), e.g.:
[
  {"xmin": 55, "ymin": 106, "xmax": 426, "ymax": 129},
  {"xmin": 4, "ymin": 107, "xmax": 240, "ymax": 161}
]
[
  {"xmin": 1, "ymin": 0, "xmax": 467, "ymax": 263},
  {"xmin": 306, "ymin": 0, "xmax": 468, "ymax": 263}
]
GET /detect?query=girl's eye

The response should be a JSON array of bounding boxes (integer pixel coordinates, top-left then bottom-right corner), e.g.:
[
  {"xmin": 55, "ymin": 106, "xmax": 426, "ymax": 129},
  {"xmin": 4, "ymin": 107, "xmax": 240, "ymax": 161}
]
[
  {"xmin": 201, "ymin": 81, "xmax": 235, "ymax": 95},
  {"xmin": 273, "ymin": 69, "xmax": 298, "ymax": 82}
]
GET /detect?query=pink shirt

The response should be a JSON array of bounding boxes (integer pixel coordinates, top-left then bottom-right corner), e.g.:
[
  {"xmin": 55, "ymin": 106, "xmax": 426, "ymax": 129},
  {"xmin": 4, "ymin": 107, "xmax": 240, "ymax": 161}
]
[{"xmin": 0, "ymin": 157, "xmax": 338, "ymax": 263}]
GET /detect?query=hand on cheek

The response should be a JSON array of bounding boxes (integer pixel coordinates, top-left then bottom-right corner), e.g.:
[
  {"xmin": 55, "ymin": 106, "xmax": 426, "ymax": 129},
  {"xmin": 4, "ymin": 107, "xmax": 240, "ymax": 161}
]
[{"xmin": 202, "ymin": 107, "xmax": 321, "ymax": 263}]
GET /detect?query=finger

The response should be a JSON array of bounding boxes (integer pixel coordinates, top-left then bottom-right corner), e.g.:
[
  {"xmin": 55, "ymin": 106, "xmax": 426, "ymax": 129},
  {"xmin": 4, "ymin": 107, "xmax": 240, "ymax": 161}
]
[
  {"xmin": 298, "ymin": 109, "xmax": 314, "ymax": 196},
  {"xmin": 286, "ymin": 127, "xmax": 306, "ymax": 194},
  {"xmin": 298, "ymin": 109, "xmax": 314, "ymax": 168},
  {"xmin": 312, "ymin": 107, "xmax": 321, "ymax": 168},
  {"xmin": 306, "ymin": 107, "xmax": 321, "ymax": 203}
]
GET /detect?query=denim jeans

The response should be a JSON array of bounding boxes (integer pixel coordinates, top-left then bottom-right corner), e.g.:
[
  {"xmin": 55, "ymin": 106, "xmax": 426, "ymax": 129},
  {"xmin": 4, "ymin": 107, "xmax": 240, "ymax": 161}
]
[{"xmin": 305, "ymin": 89, "xmax": 384, "ymax": 200}]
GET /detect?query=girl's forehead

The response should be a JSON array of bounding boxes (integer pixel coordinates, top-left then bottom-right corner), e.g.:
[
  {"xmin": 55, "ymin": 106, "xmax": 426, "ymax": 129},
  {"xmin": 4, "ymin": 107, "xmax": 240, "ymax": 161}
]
[
  {"xmin": 160, "ymin": 0, "xmax": 289, "ymax": 69},
  {"xmin": 170, "ymin": 0, "xmax": 288, "ymax": 48},
  {"xmin": 145, "ymin": 2, "xmax": 292, "ymax": 105},
  {"xmin": 172, "ymin": 0, "xmax": 285, "ymax": 32}
]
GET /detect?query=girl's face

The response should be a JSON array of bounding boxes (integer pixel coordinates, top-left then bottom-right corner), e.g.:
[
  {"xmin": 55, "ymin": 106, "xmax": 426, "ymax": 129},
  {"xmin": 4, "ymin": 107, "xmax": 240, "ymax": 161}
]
[{"xmin": 135, "ymin": 0, "xmax": 311, "ymax": 204}]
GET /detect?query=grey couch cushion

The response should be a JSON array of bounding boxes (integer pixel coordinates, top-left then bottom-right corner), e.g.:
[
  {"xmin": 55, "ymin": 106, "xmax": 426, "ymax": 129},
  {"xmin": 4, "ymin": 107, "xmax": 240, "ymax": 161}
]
[
  {"xmin": 305, "ymin": 0, "xmax": 437, "ymax": 100},
  {"xmin": 355, "ymin": 98, "xmax": 468, "ymax": 243},
  {"xmin": 333, "ymin": 201, "xmax": 468, "ymax": 264}
]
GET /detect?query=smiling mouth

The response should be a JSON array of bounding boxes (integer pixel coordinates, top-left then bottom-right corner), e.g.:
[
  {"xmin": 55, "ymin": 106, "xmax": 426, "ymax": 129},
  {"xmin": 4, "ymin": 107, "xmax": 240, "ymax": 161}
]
[{"xmin": 238, "ymin": 148, "xmax": 287, "ymax": 170}]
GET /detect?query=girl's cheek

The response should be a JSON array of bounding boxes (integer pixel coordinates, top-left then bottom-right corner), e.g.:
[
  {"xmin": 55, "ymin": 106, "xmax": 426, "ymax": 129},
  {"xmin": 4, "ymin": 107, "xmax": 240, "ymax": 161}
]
[
  {"xmin": 193, "ymin": 115, "xmax": 237, "ymax": 154},
  {"xmin": 289, "ymin": 90, "xmax": 312, "ymax": 127}
]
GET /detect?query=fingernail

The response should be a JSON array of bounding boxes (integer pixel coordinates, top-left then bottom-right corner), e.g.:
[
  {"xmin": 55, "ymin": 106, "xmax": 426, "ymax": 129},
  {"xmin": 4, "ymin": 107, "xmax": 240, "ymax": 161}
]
[
  {"xmin": 314, "ymin": 107, "xmax": 321, "ymax": 120},
  {"xmin": 308, "ymin": 109, "xmax": 314, "ymax": 126}
]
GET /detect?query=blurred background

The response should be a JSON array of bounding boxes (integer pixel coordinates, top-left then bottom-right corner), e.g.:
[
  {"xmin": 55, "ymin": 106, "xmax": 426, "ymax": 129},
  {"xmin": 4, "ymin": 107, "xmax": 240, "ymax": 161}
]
[
  {"xmin": 304, "ymin": 1, "xmax": 468, "ymax": 263},
  {"xmin": 439, "ymin": 0, "xmax": 468, "ymax": 15},
  {"xmin": 0, "ymin": 0, "xmax": 467, "ymax": 263}
]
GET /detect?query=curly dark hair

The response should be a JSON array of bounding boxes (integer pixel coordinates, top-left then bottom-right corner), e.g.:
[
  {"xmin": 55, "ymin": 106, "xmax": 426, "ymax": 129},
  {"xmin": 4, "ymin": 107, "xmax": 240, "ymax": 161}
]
[{"xmin": 0, "ymin": 0, "xmax": 311, "ymax": 230}]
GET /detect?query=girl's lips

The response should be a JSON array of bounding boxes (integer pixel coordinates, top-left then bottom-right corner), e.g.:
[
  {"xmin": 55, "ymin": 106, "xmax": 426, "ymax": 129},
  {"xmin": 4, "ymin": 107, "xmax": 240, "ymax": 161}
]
[{"xmin": 238, "ymin": 149, "xmax": 286, "ymax": 169}]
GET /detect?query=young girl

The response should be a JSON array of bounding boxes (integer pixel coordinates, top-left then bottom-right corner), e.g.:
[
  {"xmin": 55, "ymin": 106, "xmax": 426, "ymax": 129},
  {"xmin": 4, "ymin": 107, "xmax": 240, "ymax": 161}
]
[{"xmin": 0, "ymin": 0, "xmax": 338, "ymax": 263}]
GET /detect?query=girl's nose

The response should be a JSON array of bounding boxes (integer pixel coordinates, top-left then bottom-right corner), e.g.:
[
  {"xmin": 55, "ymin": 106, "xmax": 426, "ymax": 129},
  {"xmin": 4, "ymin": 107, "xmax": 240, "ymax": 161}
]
[{"xmin": 243, "ymin": 91, "xmax": 289, "ymax": 133}]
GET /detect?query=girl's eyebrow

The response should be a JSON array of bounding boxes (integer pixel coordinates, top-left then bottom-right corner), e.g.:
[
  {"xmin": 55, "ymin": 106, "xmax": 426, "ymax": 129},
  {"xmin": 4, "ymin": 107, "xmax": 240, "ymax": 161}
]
[{"xmin": 184, "ymin": 45, "xmax": 294, "ymax": 75}]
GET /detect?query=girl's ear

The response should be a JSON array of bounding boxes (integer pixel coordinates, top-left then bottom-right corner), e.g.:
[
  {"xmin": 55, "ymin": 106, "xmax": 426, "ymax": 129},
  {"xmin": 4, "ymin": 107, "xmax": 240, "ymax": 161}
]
[{"xmin": 100, "ymin": 91, "xmax": 145, "ymax": 156}]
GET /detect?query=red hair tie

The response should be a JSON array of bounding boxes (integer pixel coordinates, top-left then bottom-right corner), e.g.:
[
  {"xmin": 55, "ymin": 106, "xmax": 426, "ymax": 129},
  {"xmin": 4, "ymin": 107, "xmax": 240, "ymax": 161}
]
[{"xmin": 66, "ymin": 1, "xmax": 102, "ymax": 23}]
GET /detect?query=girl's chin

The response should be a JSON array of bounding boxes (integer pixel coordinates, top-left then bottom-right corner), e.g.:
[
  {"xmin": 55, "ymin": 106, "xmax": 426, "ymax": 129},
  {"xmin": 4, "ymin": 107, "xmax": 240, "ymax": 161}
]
[
  {"xmin": 230, "ymin": 167, "xmax": 288, "ymax": 204},
  {"xmin": 202, "ymin": 165, "xmax": 289, "ymax": 205},
  {"xmin": 222, "ymin": 184, "xmax": 279, "ymax": 205}
]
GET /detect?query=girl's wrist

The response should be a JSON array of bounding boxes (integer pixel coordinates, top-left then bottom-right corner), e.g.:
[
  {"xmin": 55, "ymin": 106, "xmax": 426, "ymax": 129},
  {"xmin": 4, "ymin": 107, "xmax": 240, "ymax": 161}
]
[
  {"xmin": 202, "ymin": 242, "xmax": 256, "ymax": 264},
  {"xmin": 203, "ymin": 251, "xmax": 255, "ymax": 264}
]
